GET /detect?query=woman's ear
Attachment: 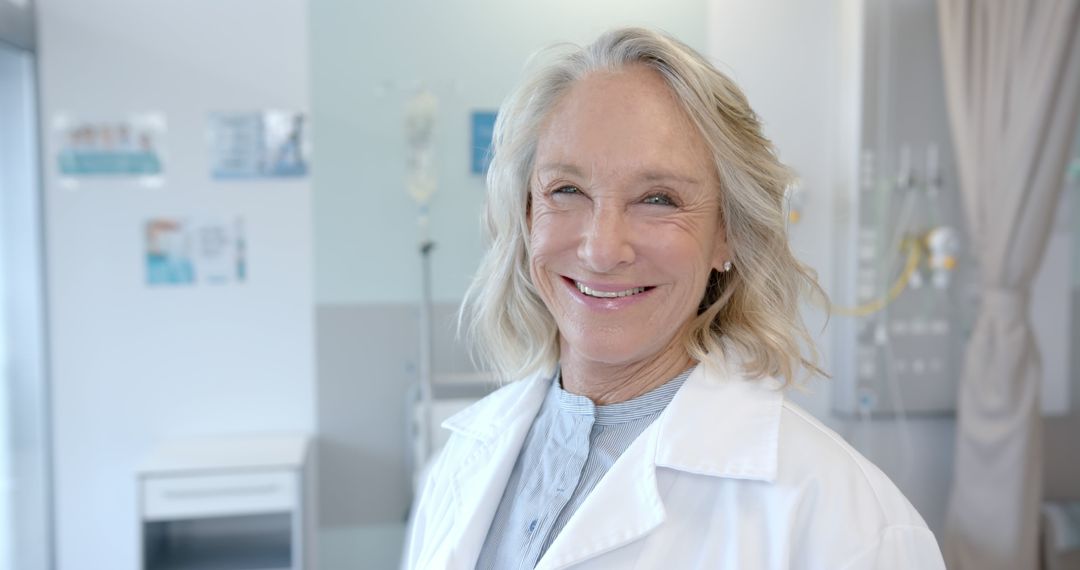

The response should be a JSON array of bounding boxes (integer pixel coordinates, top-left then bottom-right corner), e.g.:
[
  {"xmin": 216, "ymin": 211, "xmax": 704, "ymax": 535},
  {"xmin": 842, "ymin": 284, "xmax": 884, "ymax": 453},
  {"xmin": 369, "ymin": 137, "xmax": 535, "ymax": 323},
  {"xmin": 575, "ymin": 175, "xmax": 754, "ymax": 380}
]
[{"xmin": 711, "ymin": 223, "xmax": 731, "ymax": 273}]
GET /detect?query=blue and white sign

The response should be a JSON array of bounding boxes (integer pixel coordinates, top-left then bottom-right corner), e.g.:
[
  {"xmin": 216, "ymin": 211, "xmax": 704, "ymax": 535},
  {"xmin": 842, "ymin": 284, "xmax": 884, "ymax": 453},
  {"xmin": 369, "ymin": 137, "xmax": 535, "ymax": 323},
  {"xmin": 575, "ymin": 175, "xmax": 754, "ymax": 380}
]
[{"xmin": 471, "ymin": 110, "xmax": 497, "ymax": 175}]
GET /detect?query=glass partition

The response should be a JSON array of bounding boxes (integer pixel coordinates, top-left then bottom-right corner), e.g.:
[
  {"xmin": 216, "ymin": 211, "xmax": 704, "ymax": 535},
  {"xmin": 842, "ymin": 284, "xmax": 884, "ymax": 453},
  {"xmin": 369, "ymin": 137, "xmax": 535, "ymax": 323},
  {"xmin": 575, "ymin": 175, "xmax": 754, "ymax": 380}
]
[{"xmin": 0, "ymin": 41, "xmax": 50, "ymax": 570}]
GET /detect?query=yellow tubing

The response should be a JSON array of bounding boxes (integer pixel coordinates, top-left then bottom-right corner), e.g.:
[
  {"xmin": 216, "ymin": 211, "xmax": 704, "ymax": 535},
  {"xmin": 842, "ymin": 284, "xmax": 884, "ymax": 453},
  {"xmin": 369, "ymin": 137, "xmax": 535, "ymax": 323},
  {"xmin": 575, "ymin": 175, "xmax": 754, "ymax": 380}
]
[{"xmin": 821, "ymin": 241, "xmax": 922, "ymax": 317}]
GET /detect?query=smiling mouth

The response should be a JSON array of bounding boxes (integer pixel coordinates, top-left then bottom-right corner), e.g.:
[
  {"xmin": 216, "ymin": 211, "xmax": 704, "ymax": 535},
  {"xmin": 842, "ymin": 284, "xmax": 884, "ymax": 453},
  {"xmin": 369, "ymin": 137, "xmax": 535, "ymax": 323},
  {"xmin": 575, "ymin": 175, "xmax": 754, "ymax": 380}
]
[{"xmin": 574, "ymin": 281, "xmax": 654, "ymax": 298}]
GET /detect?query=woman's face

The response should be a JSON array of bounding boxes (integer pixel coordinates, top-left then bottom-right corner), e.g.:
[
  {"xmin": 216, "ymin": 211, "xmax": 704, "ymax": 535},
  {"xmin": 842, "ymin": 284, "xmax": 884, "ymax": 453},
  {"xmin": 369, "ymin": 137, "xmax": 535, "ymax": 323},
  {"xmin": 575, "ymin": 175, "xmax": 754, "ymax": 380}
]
[{"xmin": 529, "ymin": 65, "xmax": 729, "ymax": 370}]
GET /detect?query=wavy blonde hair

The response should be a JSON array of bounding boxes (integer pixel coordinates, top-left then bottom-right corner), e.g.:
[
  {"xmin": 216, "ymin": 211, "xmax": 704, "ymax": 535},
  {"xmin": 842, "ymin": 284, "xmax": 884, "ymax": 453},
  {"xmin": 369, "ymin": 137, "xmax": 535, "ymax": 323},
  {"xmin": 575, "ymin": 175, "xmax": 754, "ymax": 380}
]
[{"xmin": 460, "ymin": 27, "xmax": 826, "ymax": 386}]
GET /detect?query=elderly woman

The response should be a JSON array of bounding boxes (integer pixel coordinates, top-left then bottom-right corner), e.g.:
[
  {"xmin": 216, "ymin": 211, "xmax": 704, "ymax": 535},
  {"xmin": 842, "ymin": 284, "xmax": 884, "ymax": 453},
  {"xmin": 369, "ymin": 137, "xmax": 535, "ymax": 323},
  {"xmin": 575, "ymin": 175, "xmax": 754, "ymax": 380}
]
[{"xmin": 404, "ymin": 28, "xmax": 945, "ymax": 569}]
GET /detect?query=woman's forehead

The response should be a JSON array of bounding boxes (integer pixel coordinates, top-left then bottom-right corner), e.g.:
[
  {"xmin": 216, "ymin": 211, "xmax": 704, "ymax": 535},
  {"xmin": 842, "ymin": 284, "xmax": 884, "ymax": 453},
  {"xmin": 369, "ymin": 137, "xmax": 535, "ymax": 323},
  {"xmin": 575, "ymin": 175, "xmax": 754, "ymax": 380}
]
[{"xmin": 532, "ymin": 67, "xmax": 715, "ymax": 182}]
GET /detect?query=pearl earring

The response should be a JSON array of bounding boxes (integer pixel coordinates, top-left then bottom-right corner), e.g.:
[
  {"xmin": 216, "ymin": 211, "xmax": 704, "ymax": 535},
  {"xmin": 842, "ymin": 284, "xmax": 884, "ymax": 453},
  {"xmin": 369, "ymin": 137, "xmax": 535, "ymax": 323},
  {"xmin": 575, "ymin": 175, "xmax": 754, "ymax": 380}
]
[{"xmin": 722, "ymin": 261, "xmax": 733, "ymax": 272}]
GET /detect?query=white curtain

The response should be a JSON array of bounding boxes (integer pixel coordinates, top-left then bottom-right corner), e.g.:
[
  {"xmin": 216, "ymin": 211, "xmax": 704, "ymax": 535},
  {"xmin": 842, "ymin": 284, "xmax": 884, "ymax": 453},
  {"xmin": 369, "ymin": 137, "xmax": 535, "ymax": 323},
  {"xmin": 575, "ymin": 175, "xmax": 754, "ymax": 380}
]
[{"xmin": 936, "ymin": 1, "xmax": 1080, "ymax": 569}]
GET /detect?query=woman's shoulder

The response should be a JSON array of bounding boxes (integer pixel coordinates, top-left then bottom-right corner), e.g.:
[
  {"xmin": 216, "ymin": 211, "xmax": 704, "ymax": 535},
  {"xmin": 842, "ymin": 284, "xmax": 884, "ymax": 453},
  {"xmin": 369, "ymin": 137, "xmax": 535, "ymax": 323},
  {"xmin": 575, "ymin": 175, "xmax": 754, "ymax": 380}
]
[
  {"xmin": 775, "ymin": 399, "xmax": 930, "ymax": 530},
  {"xmin": 698, "ymin": 351, "xmax": 929, "ymax": 531},
  {"xmin": 753, "ymin": 399, "xmax": 945, "ymax": 567}
]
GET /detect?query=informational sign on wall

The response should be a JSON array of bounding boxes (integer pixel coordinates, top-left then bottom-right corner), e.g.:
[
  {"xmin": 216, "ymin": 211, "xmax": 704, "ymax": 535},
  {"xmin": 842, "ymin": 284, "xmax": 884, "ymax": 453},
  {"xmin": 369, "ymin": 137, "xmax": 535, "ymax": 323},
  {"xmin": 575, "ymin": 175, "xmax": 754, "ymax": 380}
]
[
  {"xmin": 145, "ymin": 217, "xmax": 247, "ymax": 286},
  {"xmin": 208, "ymin": 111, "xmax": 309, "ymax": 179},
  {"xmin": 470, "ymin": 110, "xmax": 497, "ymax": 175},
  {"xmin": 54, "ymin": 113, "xmax": 166, "ymax": 184}
]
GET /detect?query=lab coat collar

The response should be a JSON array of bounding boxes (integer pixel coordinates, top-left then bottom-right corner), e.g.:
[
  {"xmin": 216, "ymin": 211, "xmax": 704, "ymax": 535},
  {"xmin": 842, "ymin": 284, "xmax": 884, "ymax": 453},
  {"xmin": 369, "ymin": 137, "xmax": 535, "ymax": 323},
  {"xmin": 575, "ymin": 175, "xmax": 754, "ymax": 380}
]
[
  {"xmin": 437, "ymin": 356, "xmax": 784, "ymax": 569},
  {"xmin": 442, "ymin": 369, "xmax": 551, "ymax": 443},
  {"xmin": 539, "ymin": 358, "xmax": 784, "ymax": 569},
  {"xmin": 435, "ymin": 370, "xmax": 552, "ymax": 568},
  {"xmin": 654, "ymin": 358, "xmax": 783, "ymax": 482},
  {"xmin": 444, "ymin": 356, "xmax": 784, "ymax": 482}
]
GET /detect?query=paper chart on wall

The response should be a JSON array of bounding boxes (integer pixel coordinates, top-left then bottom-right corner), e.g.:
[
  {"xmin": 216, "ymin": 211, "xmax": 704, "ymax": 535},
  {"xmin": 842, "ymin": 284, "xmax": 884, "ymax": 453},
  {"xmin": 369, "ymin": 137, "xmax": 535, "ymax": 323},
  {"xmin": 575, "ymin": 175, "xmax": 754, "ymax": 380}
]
[
  {"xmin": 54, "ymin": 113, "xmax": 166, "ymax": 188},
  {"xmin": 145, "ymin": 217, "xmax": 247, "ymax": 287},
  {"xmin": 208, "ymin": 111, "xmax": 310, "ymax": 179}
]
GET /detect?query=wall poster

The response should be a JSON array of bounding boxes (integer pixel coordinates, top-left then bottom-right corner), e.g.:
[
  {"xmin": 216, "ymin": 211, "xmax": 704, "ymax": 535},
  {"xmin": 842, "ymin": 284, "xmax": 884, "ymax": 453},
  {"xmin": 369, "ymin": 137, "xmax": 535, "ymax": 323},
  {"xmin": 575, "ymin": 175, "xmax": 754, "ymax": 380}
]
[
  {"xmin": 208, "ymin": 111, "xmax": 309, "ymax": 179},
  {"xmin": 54, "ymin": 113, "xmax": 166, "ymax": 186},
  {"xmin": 145, "ymin": 217, "xmax": 246, "ymax": 286}
]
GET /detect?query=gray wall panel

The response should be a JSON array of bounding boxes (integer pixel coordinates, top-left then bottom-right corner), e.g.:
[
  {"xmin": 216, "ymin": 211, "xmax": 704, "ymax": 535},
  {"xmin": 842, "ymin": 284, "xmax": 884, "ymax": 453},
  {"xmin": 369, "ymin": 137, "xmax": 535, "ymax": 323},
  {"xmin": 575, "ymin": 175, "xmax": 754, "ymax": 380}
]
[
  {"xmin": 1043, "ymin": 289, "xmax": 1080, "ymax": 500},
  {"xmin": 316, "ymin": 302, "xmax": 478, "ymax": 527},
  {"xmin": 0, "ymin": 1, "xmax": 34, "ymax": 52}
]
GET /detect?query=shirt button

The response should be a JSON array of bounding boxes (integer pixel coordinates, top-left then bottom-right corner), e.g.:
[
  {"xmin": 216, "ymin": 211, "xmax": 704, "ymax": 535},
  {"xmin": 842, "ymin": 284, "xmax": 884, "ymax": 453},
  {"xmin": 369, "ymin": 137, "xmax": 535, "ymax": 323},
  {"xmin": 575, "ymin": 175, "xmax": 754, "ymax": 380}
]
[{"xmin": 528, "ymin": 519, "xmax": 538, "ymax": 532}]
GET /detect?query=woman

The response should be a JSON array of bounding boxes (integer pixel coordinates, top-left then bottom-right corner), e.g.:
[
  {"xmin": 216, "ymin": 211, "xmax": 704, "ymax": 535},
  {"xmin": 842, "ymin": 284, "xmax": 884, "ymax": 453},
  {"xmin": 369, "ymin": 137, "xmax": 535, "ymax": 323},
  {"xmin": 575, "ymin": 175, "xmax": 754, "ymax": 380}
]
[{"xmin": 404, "ymin": 28, "xmax": 945, "ymax": 569}]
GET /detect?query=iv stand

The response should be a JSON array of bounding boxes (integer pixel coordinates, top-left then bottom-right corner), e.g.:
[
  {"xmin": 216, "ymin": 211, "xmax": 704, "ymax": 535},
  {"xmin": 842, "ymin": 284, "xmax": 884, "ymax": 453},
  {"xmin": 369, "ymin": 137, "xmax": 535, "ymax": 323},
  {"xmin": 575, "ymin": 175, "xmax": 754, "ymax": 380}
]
[
  {"xmin": 416, "ymin": 221, "xmax": 435, "ymax": 467},
  {"xmin": 405, "ymin": 88, "xmax": 438, "ymax": 487}
]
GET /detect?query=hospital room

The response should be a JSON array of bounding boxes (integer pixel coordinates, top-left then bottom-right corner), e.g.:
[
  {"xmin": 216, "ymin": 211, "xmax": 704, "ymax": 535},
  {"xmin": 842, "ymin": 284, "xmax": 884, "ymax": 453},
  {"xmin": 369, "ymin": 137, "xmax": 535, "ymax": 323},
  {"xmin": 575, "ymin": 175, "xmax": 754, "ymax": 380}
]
[{"xmin": 1, "ymin": 0, "xmax": 1078, "ymax": 569}]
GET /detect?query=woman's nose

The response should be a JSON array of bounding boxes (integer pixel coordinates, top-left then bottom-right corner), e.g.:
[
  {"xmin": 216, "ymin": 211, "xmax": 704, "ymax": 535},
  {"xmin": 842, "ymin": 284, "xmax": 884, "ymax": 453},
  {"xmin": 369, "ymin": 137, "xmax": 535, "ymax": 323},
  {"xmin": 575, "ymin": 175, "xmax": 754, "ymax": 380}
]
[{"xmin": 578, "ymin": 206, "xmax": 635, "ymax": 272}]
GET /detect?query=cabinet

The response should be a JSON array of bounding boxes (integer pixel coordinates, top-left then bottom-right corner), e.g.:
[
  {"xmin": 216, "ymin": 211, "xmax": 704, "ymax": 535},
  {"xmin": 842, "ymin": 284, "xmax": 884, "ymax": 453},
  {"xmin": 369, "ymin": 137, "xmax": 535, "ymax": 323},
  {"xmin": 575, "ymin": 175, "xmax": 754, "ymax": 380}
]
[{"xmin": 138, "ymin": 435, "xmax": 315, "ymax": 570}]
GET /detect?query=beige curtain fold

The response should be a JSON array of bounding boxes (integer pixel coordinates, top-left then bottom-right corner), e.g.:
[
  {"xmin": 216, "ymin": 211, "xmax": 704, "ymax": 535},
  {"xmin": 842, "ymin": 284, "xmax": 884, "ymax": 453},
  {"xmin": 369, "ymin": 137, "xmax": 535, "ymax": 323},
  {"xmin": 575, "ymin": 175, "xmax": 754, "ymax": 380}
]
[{"xmin": 936, "ymin": 1, "xmax": 1080, "ymax": 569}]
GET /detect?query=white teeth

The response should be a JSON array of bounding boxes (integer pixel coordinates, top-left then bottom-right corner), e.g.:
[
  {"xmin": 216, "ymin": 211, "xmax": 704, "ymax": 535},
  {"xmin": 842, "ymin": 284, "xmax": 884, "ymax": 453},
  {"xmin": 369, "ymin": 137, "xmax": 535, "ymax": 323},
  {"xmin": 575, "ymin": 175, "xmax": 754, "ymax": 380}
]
[{"xmin": 575, "ymin": 282, "xmax": 647, "ymax": 298}]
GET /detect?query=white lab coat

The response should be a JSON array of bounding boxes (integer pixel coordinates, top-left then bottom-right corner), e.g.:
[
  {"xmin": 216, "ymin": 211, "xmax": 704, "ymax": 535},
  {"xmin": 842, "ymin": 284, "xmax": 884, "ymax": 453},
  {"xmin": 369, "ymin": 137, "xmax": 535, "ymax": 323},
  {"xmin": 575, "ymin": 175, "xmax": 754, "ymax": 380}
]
[{"xmin": 403, "ymin": 359, "xmax": 946, "ymax": 569}]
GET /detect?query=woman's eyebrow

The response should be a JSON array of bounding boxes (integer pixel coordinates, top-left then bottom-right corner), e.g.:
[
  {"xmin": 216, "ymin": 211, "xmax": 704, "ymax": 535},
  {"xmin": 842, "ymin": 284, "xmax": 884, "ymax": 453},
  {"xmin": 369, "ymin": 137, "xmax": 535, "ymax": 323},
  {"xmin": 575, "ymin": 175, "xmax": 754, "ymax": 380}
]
[
  {"xmin": 639, "ymin": 170, "xmax": 701, "ymax": 186},
  {"xmin": 536, "ymin": 163, "xmax": 701, "ymax": 186},
  {"xmin": 535, "ymin": 163, "xmax": 585, "ymax": 178}
]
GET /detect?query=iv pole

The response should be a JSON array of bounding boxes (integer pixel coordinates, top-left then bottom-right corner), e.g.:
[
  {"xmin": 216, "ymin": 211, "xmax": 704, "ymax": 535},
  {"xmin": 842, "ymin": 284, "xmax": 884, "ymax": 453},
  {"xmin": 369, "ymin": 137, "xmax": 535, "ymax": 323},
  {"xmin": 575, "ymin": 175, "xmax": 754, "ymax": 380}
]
[
  {"xmin": 406, "ymin": 90, "xmax": 438, "ymax": 472},
  {"xmin": 417, "ymin": 214, "xmax": 434, "ymax": 465}
]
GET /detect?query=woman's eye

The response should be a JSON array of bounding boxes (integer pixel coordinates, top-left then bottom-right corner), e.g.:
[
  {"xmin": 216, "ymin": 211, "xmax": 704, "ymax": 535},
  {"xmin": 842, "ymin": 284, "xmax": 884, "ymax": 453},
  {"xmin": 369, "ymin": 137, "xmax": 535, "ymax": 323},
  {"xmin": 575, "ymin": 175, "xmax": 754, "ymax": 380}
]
[
  {"xmin": 552, "ymin": 185, "xmax": 582, "ymax": 196},
  {"xmin": 642, "ymin": 193, "xmax": 675, "ymax": 206}
]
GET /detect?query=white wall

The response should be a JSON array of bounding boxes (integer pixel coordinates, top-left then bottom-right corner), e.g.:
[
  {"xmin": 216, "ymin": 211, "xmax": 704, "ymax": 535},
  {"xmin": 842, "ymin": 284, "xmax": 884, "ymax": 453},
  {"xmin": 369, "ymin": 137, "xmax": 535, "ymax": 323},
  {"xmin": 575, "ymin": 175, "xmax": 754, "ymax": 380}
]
[
  {"xmin": 35, "ymin": 1, "xmax": 315, "ymax": 569},
  {"xmin": 705, "ymin": 0, "xmax": 854, "ymax": 355},
  {"xmin": 705, "ymin": 0, "xmax": 852, "ymax": 396}
]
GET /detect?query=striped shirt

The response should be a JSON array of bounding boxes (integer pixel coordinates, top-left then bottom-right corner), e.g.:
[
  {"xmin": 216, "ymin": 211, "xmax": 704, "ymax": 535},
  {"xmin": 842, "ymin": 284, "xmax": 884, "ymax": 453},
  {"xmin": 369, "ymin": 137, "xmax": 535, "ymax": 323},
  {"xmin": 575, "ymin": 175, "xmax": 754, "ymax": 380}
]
[{"xmin": 474, "ymin": 366, "xmax": 693, "ymax": 569}]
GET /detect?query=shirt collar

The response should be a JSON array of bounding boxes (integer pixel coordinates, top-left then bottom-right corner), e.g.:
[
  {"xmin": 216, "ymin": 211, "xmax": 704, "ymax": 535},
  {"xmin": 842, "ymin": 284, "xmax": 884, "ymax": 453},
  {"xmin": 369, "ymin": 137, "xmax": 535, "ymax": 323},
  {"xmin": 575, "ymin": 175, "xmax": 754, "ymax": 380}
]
[{"xmin": 552, "ymin": 367, "xmax": 693, "ymax": 426}]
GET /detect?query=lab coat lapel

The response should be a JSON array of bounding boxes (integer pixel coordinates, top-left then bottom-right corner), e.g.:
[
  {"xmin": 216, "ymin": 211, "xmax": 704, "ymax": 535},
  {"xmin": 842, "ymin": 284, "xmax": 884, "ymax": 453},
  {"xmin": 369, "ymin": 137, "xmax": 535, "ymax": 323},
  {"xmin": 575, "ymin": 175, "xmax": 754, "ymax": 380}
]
[
  {"xmin": 534, "ymin": 361, "xmax": 783, "ymax": 569},
  {"xmin": 653, "ymin": 361, "xmax": 782, "ymax": 481},
  {"xmin": 535, "ymin": 414, "xmax": 665, "ymax": 570},
  {"xmin": 430, "ymin": 372, "xmax": 550, "ymax": 569}
]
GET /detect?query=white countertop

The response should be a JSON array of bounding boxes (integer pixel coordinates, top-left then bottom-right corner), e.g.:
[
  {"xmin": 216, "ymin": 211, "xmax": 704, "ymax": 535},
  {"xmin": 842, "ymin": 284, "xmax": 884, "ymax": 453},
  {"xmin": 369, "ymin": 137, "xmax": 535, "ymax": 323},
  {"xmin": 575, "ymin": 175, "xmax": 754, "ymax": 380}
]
[{"xmin": 139, "ymin": 433, "xmax": 311, "ymax": 475}]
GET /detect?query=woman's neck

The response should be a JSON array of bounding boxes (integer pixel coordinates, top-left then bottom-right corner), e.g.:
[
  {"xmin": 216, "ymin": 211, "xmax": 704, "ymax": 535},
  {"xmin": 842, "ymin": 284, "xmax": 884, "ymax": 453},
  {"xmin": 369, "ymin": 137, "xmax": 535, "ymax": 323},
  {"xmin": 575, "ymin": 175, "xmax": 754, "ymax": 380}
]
[{"xmin": 558, "ymin": 339, "xmax": 694, "ymax": 405}]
